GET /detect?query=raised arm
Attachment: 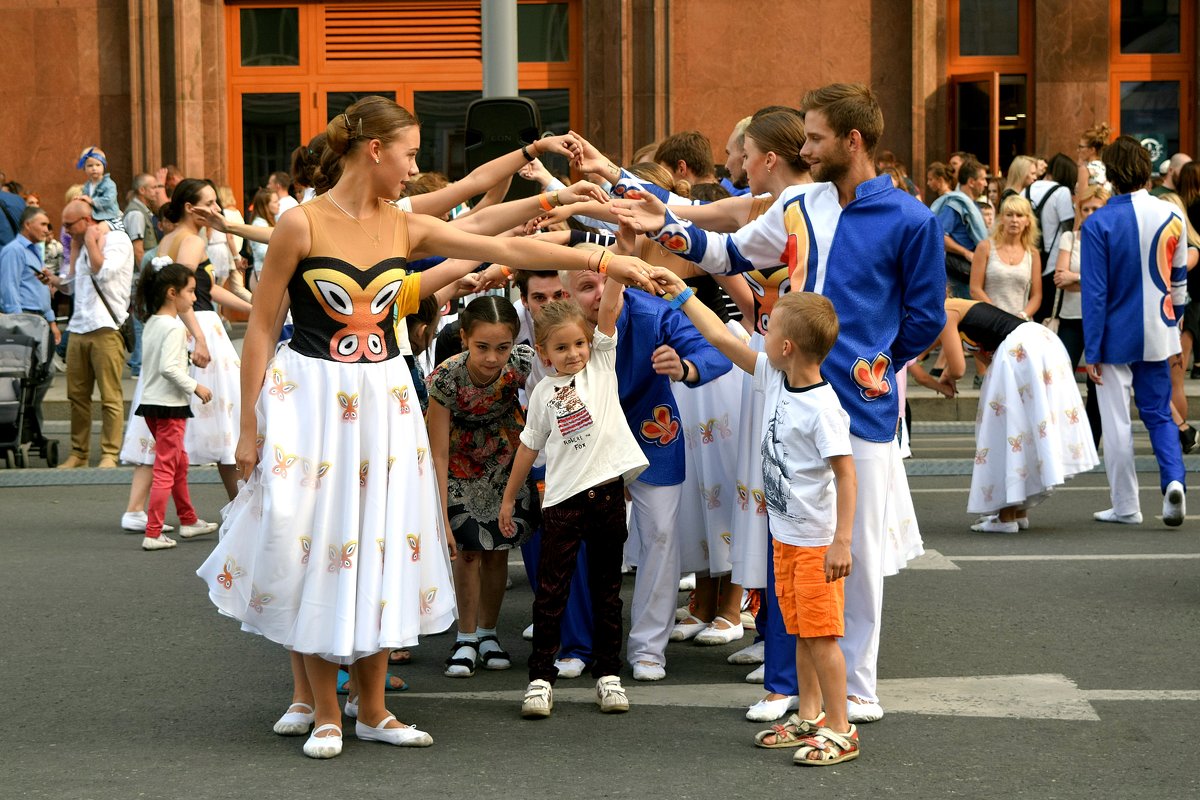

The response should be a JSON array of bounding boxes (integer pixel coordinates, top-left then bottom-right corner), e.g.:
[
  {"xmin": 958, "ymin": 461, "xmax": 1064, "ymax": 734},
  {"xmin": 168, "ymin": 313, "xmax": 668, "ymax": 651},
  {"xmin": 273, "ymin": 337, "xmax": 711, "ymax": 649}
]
[
  {"xmin": 448, "ymin": 181, "xmax": 609, "ymax": 236},
  {"xmin": 648, "ymin": 266, "xmax": 756, "ymax": 374}
]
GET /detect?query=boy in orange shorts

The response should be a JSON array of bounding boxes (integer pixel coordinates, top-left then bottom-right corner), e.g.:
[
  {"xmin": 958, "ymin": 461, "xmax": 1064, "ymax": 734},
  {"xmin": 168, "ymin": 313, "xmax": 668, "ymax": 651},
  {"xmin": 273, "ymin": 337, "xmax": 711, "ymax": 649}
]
[{"xmin": 647, "ymin": 266, "xmax": 859, "ymax": 766}]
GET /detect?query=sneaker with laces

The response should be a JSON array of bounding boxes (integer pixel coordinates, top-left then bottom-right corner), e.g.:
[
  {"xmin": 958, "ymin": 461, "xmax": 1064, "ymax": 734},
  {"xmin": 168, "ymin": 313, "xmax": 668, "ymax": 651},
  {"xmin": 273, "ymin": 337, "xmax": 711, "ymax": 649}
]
[
  {"xmin": 142, "ymin": 534, "xmax": 177, "ymax": 551},
  {"xmin": 595, "ymin": 675, "xmax": 629, "ymax": 713},
  {"xmin": 178, "ymin": 519, "xmax": 219, "ymax": 539},
  {"xmin": 521, "ymin": 679, "xmax": 553, "ymax": 719}
]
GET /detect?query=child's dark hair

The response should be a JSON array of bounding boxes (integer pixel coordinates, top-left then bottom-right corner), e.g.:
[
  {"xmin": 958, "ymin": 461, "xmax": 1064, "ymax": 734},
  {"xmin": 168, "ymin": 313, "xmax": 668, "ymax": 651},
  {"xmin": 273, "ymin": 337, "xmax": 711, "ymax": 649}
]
[
  {"xmin": 459, "ymin": 295, "xmax": 520, "ymax": 339},
  {"xmin": 534, "ymin": 300, "xmax": 591, "ymax": 349},
  {"xmin": 136, "ymin": 260, "xmax": 193, "ymax": 320}
]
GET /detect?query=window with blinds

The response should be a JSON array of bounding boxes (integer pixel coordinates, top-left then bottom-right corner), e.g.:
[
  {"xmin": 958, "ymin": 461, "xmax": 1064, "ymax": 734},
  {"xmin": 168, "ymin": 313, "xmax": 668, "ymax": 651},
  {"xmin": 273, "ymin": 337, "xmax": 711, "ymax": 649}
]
[{"xmin": 323, "ymin": 2, "xmax": 483, "ymax": 61}]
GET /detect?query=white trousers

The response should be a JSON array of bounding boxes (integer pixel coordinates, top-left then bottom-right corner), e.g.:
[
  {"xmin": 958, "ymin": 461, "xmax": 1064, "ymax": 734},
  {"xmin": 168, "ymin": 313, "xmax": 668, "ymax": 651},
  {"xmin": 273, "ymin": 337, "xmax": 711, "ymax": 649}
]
[
  {"xmin": 1095, "ymin": 364, "xmax": 1140, "ymax": 515},
  {"xmin": 626, "ymin": 480, "xmax": 683, "ymax": 667},
  {"xmin": 839, "ymin": 436, "xmax": 898, "ymax": 703}
]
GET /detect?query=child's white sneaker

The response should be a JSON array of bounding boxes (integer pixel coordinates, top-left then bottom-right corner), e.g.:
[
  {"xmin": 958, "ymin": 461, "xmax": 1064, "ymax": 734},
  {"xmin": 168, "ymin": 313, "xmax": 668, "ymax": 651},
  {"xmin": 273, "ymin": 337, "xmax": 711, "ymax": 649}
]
[
  {"xmin": 595, "ymin": 676, "xmax": 629, "ymax": 713},
  {"xmin": 1163, "ymin": 481, "xmax": 1186, "ymax": 527},
  {"xmin": 142, "ymin": 534, "xmax": 177, "ymax": 551},
  {"xmin": 521, "ymin": 679, "xmax": 553, "ymax": 719},
  {"xmin": 178, "ymin": 519, "xmax": 219, "ymax": 539}
]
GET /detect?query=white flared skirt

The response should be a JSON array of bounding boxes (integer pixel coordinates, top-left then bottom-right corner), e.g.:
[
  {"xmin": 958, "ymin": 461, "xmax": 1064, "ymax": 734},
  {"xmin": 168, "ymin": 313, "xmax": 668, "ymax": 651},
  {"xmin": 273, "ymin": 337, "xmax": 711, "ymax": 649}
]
[
  {"xmin": 196, "ymin": 345, "xmax": 457, "ymax": 664},
  {"xmin": 968, "ymin": 322, "xmax": 1100, "ymax": 514}
]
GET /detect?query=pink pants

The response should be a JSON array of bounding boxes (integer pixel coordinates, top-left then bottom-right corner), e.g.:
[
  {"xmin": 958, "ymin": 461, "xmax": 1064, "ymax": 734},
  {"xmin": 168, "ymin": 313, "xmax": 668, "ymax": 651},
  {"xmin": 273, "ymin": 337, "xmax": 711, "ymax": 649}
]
[{"xmin": 145, "ymin": 416, "xmax": 198, "ymax": 537}]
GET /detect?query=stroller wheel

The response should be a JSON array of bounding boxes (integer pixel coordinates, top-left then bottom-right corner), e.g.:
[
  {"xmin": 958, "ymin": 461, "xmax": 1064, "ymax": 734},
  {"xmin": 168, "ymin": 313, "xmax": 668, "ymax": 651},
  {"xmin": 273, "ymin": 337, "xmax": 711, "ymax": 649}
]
[
  {"xmin": 45, "ymin": 440, "xmax": 59, "ymax": 468},
  {"xmin": 13, "ymin": 448, "xmax": 26, "ymax": 468}
]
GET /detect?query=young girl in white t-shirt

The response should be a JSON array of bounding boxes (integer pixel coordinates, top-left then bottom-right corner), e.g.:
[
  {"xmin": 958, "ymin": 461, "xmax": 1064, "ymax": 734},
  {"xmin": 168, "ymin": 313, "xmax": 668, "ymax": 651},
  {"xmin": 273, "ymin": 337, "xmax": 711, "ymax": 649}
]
[{"xmin": 499, "ymin": 273, "xmax": 648, "ymax": 720}]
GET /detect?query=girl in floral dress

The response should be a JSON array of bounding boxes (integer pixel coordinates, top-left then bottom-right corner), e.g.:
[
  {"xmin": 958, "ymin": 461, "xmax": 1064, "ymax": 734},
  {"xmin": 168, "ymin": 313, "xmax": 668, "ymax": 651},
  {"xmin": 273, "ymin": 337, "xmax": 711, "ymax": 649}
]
[{"xmin": 428, "ymin": 295, "xmax": 539, "ymax": 677}]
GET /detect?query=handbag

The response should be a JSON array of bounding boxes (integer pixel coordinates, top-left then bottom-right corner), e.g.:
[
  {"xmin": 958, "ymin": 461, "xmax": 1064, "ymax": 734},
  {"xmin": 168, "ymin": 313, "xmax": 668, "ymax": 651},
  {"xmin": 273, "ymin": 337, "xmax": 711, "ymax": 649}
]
[
  {"xmin": 88, "ymin": 271, "xmax": 136, "ymax": 354},
  {"xmin": 1042, "ymin": 288, "xmax": 1064, "ymax": 334}
]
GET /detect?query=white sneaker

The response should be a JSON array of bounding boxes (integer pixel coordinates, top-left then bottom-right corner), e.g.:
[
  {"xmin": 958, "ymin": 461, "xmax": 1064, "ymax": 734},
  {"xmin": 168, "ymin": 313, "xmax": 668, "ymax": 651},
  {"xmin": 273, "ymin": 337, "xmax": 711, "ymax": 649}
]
[
  {"xmin": 121, "ymin": 510, "xmax": 173, "ymax": 533},
  {"xmin": 1093, "ymin": 508, "xmax": 1143, "ymax": 524},
  {"xmin": 142, "ymin": 534, "xmax": 177, "ymax": 551},
  {"xmin": 521, "ymin": 679, "xmax": 553, "ymax": 718},
  {"xmin": 728, "ymin": 640, "xmax": 765, "ymax": 665},
  {"xmin": 595, "ymin": 675, "xmax": 629, "ymax": 713},
  {"xmin": 522, "ymin": 623, "xmax": 534, "ymax": 641},
  {"xmin": 973, "ymin": 514, "xmax": 1028, "ymax": 531},
  {"xmin": 694, "ymin": 617, "xmax": 744, "ymax": 646},
  {"xmin": 1163, "ymin": 480, "xmax": 1186, "ymax": 527},
  {"xmin": 631, "ymin": 662, "xmax": 666, "ymax": 682},
  {"xmin": 678, "ymin": 573, "xmax": 696, "ymax": 591},
  {"xmin": 745, "ymin": 664, "xmax": 765, "ymax": 683},
  {"xmin": 178, "ymin": 519, "xmax": 219, "ymax": 539},
  {"xmin": 745, "ymin": 694, "xmax": 798, "ymax": 722},
  {"xmin": 554, "ymin": 658, "xmax": 586, "ymax": 679}
]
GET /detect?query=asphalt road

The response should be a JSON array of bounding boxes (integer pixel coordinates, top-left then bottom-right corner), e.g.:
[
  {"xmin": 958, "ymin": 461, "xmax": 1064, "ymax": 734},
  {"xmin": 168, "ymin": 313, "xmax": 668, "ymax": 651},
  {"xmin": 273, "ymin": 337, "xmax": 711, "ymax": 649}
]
[{"xmin": 2, "ymin": 468, "xmax": 1198, "ymax": 799}]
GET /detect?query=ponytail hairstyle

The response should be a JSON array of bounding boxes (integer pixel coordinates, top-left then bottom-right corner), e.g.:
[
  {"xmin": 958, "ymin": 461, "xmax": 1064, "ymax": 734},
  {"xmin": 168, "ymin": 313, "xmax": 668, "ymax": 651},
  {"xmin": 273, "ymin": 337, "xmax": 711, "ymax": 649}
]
[
  {"xmin": 745, "ymin": 110, "xmax": 810, "ymax": 174},
  {"xmin": 136, "ymin": 257, "xmax": 193, "ymax": 320},
  {"xmin": 160, "ymin": 178, "xmax": 209, "ymax": 224},
  {"xmin": 291, "ymin": 132, "xmax": 327, "ymax": 190},
  {"xmin": 458, "ymin": 294, "xmax": 520, "ymax": 340},
  {"xmin": 1080, "ymin": 122, "xmax": 1112, "ymax": 154},
  {"xmin": 319, "ymin": 96, "xmax": 420, "ymax": 191},
  {"xmin": 404, "ymin": 295, "xmax": 444, "ymax": 357},
  {"xmin": 627, "ymin": 162, "xmax": 690, "ymax": 198}
]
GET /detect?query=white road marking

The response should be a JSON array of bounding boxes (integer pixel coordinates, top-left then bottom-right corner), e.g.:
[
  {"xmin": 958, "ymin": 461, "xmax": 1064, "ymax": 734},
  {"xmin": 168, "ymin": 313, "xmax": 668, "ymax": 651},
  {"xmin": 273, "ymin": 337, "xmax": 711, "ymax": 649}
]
[
  {"xmin": 407, "ymin": 674, "xmax": 1198, "ymax": 720},
  {"xmin": 903, "ymin": 549, "xmax": 960, "ymax": 570},
  {"xmin": 949, "ymin": 553, "xmax": 1200, "ymax": 562}
]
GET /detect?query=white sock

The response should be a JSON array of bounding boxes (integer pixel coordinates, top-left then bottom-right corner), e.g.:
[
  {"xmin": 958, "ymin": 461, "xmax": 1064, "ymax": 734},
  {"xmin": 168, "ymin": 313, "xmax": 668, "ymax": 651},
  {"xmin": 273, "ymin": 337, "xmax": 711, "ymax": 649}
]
[{"xmin": 452, "ymin": 632, "xmax": 478, "ymax": 661}]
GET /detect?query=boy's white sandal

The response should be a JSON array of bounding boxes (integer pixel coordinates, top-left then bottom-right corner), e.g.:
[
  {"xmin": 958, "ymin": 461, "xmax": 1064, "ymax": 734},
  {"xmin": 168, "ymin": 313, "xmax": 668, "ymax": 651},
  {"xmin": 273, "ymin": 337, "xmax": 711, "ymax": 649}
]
[{"xmin": 793, "ymin": 725, "xmax": 860, "ymax": 766}]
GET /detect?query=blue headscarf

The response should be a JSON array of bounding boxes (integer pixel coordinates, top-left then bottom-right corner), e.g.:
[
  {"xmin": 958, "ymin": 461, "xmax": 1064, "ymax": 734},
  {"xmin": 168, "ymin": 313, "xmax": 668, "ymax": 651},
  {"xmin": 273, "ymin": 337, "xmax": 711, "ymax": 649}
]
[{"xmin": 76, "ymin": 147, "xmax": 107, "ymax": 170}]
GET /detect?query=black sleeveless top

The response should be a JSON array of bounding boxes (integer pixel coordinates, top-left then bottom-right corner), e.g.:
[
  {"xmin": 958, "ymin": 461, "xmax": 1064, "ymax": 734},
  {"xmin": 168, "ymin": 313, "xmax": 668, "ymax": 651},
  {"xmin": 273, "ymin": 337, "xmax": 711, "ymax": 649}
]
[
  {"xmin": 959, "ymin": 302, "xmax": 1024, "ymax": 353},
  {"xmin": 287, "ymin": 256, "xmax": 410, "ymax": 362},
  {"xmin": 193, "ymin": 260, "xmax": 215, "ymax": 313}
]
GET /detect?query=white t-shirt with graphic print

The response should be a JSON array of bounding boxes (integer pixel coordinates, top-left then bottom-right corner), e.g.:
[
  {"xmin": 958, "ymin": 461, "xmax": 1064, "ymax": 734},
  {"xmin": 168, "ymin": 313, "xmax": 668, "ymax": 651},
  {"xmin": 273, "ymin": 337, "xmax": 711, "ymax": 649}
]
[
  {"xmin": 753, "ymin": 352, "xmax": 853, "ymax": 547},
  {"xmin": 520, "ymin": 329, "xmax": 648, "ymax": 508}
]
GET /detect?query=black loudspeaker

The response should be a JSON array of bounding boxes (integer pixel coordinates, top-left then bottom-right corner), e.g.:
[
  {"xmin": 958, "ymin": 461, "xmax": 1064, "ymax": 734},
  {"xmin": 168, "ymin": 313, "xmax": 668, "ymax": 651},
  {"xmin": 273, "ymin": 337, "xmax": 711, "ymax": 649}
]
[{"xmin": 464, "ymin": 97, "xmax": 542, "ymax": 201}]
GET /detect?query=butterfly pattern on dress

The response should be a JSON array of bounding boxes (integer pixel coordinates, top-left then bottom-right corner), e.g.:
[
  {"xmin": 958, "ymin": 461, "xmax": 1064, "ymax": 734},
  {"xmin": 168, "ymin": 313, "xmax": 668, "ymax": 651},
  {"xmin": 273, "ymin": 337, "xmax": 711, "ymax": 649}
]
[
  {"xmin": 989, "ymin": 400, "xmax": 1006, "ymax": 416},
  {"xmin": 752, "ymin": 489, "xmax": 767, "ymax": 516},
  {"xmin": 299, "ymin": 536, "xmax": 312, "ymax": 565},
  {"xmin": 736, "ymin": 482, "xmax": 749, "ymax": 511},
  {"xmin": 272, "ymin": 446, "xmax": 298, "ymax": 479},
  {"xmin": 1017, "ymin": 384, "xmax": 1031, "ymax": 403},
  {"xmin": 420, "ymin": 587, "xmax": 438, "ymax": 616},
  {"xmin": 1008, "ymin": 436, "xmax": 1023, "ymax": 453},
  {"xmin": 268, "ymin": 368, "xmax": 297, "ymax": 401},
  {"xmin": 328, "ymin": 541, "xmax": 357, "ymax": 572},
  {"xmin": 391, "ymin": 385, "xmax": 412, "ymax": 414},
  {"xmin": 640, "ymin": 404, "xmax": 680, "ymax": 446},
  {"xmin": 702, "ymin": 484, "xmax": 721, "ymax": 509},
  {"xmin": 699, "ymin": 420, "xmax": 716, "ymax": 444},
  {"xmin": 721, "ymin": 531, "xmax": 732, "ymax": 546},
  {"xmin": 1064, "ymin": 407, "xmax": 1080, "ymax": 424},
  {"xmin": 215, "ymin": 557, "xmax": 245, "ymax": 590},
  {"xmin": 337, "ymin": 391, "xmax": 360, "ymax": 422},
  {"xmin": 981, "ymin": 485, "xmax": 994, "ymax": 503},
  {"xmin": 359, "ymin": 460, "xmax": 369, "ymax": 487},
  {"xmin": 1068, "ymin": 443, "xmax": 1084, "ymax": 460},
  {"xmin": 1038, "ymin": 421, "xmax": 1049, "ymax": 439},
  {"xmin": 300, "ymin": 459, "xmax": 331, "ymax": 489},
  {"xmin": 1042, "ymin": 369, "xmax": 1054, "ymax": 385},
  {"xmin": 416, "ymin": 447, "xmax": 427, "ymax": 476},
  {"xmin": 303, "ymin": 267, "xmax": 406, "ymax": 363},
  {"xmin": 407, "ymin": 533, "xmax": 421, "ymax": 561},
  {"xmin": 851, "ymin": 352, "xmax": 892, "ymax": 401},
  {"xmin": 974, "ymin": 448, "xmax": 989, "ymax": 465},
  {"xmin": 376, "ymin": 538, "xmax": 386, "ymax": 556},
  {"xmin": 716, "ymin": 414, "xmax": 732, "ymax": 439},
  {"xmin": 249, "ymin": 585, "xmax": 274, "ymax": 613}
]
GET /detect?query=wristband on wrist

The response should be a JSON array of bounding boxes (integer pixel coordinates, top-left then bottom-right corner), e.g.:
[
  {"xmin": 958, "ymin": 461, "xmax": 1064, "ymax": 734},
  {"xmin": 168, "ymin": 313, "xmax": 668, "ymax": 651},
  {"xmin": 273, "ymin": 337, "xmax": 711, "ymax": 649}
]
[
  {"xmin": 678, "ymin": 360, "xmax": 691, "ymax": 383},
  {"xmin": 499, "ymin": 265, "xmax": 513, "ymax": 280},
  {"xmin": 521, "ymin": 144, "xmax": 535, "ymax": 162},
  {"xmin": 538, "ymin": 192, "xmax": 554, "ymax": 212},
  {"xmin": 551, "ymin": 190, "xmax": 561, "ymax": 207},
  {"xmin": 668, "ymin": 286, "xmax": 694, "ymax": 309},
  {"xmin": 597, "ymin": 250, "xmax": 613, "ymax": 275}
]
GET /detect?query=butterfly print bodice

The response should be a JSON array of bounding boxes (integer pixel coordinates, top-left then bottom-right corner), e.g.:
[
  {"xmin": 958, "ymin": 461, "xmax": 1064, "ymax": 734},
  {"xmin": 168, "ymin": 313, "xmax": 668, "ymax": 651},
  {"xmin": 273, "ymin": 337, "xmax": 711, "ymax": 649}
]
[{"xmin": 287, "ymin": 256, "xmax": 408, "ymax": 363}]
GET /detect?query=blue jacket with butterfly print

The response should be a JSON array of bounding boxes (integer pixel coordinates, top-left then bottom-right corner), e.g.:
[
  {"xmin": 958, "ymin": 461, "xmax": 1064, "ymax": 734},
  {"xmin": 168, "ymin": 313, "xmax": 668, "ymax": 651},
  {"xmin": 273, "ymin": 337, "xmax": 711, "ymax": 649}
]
[
  {"xmin": 645, "ymin": 175, "xmax": 946, "ymax": 443},
  {"xmin": 615, "ymin": 289, "xmax": 731, "ymax": 485}
]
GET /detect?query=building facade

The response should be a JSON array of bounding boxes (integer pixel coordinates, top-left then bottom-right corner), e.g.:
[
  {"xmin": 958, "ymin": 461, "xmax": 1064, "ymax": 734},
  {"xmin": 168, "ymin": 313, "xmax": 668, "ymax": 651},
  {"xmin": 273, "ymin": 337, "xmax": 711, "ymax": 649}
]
[{"xmin": 1, "ymin": 0, "xmax": 1195, "ymax": 219}]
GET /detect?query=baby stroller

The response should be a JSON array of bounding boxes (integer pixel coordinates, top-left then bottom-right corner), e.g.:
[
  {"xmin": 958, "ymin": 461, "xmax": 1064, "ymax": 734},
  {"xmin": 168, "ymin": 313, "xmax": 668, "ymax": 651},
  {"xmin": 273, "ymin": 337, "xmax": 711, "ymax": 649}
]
[{"xmin": 0, "ymin": 313, "xmax": 59, "ymax": 468}]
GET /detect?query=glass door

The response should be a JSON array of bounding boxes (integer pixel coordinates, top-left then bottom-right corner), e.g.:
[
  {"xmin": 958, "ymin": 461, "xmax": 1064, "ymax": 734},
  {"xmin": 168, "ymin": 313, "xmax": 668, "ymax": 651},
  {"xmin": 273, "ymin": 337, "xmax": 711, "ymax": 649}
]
[
  {"xmin": 239, "ymin": 91, "xmax": 303, "ymax": 210},
  {"xmin": 951, "ymin": 72, "xmax": 999, "ymax": 173}
]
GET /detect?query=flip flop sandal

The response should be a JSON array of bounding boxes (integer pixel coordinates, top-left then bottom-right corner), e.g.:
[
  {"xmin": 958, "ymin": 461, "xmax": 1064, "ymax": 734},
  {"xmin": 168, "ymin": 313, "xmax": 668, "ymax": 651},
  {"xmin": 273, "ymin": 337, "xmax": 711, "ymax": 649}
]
[
  {"xmin": 793, "ymin": 725, "xmax": 861, "ymax": 766},
  {"xmin": 753, "ymin": 712, "xmax": 827, "ymax": 749},
  {"xmin": 443, "ymin": 640, "xmax": 478, "ymax": 677},
  {"xmin": 477, "ymin": 634, "xmax": 512, "ymax": 670},
  {"xmin": 388, "ymin": 649, "xmax": 412, "ymax": 665},
  {"xmin": 337, "ymin": 670, "xmax": 409, "ymax": 694}
]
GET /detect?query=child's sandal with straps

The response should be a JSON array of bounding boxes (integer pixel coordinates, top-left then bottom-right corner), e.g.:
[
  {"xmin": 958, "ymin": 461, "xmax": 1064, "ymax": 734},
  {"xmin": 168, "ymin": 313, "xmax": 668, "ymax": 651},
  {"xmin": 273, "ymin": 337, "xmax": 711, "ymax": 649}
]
[
  {"xmin": 477, "ymin": 634, "xmax": 512, "ymax": 670},
  {"xmin": 793, "ymin": 725, "xmax": 860, "ymax": 766},
  {"xmin": 443, "ymin": 640, "xmax": 479, "ymax": 677},
  {"xmin": 753, "ymin": 712, "xmax": 826, "ymax": 748}
]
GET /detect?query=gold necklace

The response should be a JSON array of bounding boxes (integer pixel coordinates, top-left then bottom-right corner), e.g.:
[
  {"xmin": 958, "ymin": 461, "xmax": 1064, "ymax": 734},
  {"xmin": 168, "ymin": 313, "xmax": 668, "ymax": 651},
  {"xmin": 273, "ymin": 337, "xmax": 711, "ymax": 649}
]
[{"xmin": 327, "ymin": 192, "xmax": 381, "ymax": 247}]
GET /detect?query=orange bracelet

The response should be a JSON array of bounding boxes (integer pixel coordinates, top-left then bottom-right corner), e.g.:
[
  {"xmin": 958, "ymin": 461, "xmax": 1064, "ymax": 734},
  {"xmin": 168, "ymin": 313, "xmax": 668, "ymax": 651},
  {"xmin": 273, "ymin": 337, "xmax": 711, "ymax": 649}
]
[
  {"xmin": 538, "ymin": 192, "xmax": 554, "ymax": 212},
  {"xmin": 597, "ymin": 250, "xmax": 613, "ymax": 275},
  {"xmin": 499, "ymin": 265, "xmax": 513, "ymax": 279}
]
